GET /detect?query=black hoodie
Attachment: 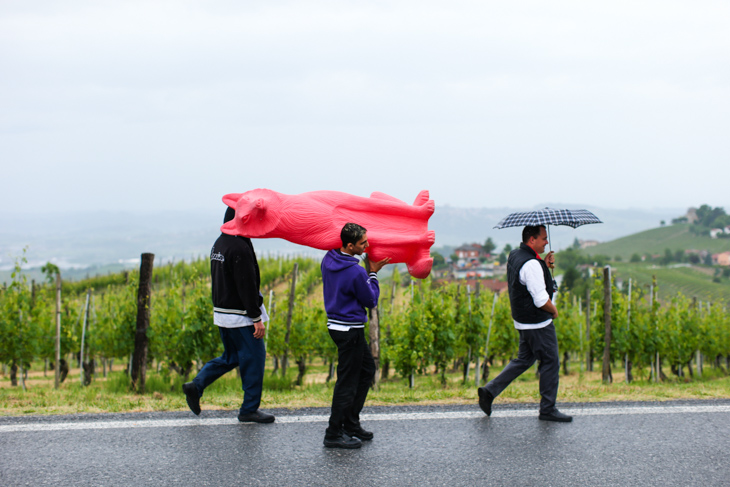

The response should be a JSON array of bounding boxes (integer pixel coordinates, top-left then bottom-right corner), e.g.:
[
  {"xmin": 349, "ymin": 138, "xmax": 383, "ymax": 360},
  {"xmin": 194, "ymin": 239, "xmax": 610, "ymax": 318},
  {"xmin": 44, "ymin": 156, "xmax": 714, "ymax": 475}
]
[{"xmin": 210, "ymin": 208, "xmax": 263, "ymax": 322}]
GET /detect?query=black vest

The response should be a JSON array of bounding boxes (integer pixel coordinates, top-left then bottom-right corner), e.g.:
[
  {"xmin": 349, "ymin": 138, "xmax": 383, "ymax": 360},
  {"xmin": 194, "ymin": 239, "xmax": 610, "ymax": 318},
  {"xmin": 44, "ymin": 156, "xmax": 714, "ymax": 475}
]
[{"xmin": 507, "ymin": 243, "xmax": 554, "ymax": 324}]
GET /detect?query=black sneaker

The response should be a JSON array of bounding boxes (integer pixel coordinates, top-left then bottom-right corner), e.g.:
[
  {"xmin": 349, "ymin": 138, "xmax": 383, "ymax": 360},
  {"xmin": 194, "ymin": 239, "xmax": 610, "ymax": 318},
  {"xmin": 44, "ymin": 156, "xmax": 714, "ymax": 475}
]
[
  {"xmin": 323, "ymin": 433, "xmax": 362, "ymax": 449},
  {"xmin": 344, "ymin": 426, "xmax": 373, "ymax": 441},
  {"xmin": 539, "ymin": 410, "xmax": 573, "ymax": 422},
  {"xmin": 477, "ymin": 387, "xmax": 494, "ymax": 416},
  {"xmin": 238, "ymin": 410, "xmax": 275, "ymax": 423},
  {"xmin": 182, "ymin": 382, "xmax": 201, "ymax": 416}
]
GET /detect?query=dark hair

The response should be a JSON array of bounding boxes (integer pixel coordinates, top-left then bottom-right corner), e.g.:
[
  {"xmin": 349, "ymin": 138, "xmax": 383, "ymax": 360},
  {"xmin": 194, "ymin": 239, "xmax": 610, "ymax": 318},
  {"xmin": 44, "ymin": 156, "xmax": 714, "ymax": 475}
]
[
  {"xmin": 522, "ymin": 225, "xmax": 545, "ymax": 243},
  {"xmin": 224, "ymin": 206, "xmax": 236, "ymax": 224},
  {"xmin": 341, "ymin": 222, "xmax": 367, "ymax": 247}
]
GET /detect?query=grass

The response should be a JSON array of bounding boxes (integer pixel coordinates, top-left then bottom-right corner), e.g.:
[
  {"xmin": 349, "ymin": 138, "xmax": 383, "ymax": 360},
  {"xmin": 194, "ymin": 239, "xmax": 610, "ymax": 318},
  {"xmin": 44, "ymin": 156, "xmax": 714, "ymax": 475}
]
[{"xmin": 1, "ymin": 358, "xmax": 729, "ymax": 416}]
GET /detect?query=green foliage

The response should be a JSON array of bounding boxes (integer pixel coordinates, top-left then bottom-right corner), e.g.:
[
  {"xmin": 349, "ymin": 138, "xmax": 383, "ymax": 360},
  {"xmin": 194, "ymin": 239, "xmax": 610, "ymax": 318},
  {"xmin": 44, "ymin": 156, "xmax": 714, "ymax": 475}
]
[
  {"xmin": 0, "ymin": 252, "xmax": 41, "ymax": 372},
  {"xmin": 431, "ymin": 252, "xmax": 446, "ymax": 268},
  {"xmin": 691, "ymin": 205, "xmax": 730, "ymax": 234},
  {"xmin": 2, "ymin": 249, "xmax": 730, "ymax": 394}
]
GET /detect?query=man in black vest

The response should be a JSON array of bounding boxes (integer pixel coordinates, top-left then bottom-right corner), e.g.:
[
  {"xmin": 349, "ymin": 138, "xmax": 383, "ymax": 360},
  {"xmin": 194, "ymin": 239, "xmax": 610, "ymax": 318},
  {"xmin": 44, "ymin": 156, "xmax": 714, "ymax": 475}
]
[{"xmin": 477, "ymin": 225, "xmax": 572, "ymax": 422}]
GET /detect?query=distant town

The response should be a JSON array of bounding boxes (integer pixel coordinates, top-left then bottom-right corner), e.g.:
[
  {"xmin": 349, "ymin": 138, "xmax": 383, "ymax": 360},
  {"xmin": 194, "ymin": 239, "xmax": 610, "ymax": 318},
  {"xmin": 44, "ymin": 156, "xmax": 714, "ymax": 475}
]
[{"xmin": 431, "ymin": 238, "xmax": 602, "ymax": 295}]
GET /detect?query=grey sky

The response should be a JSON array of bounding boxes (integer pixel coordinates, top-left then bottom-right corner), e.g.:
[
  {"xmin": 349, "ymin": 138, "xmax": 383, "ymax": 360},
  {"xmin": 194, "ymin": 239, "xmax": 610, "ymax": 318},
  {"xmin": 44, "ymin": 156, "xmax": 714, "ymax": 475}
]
[{"xmin": 2, "ymin": 0, "xmax": 728, "ymax": 214}]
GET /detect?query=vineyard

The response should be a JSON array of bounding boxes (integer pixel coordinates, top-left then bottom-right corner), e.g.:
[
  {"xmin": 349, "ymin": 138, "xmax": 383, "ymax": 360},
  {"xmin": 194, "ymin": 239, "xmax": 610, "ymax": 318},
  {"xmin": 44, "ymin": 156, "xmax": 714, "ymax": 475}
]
[{"xmin": 1, "ymin": 250, "xmax": 730, "ymax": 399}]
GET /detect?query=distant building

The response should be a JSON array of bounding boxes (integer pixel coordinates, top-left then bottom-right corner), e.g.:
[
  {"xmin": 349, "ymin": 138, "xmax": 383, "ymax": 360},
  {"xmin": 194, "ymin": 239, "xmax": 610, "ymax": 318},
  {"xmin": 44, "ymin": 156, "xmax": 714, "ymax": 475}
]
[
  {"xmin": 452, "ymin": 264, "xmax": 493, "ymax": 279},
  {"xmin": 712, "ymin": 251, "xmax": 730, "ymax": 266},
  {"xmin": 579, "ymin": 240, "xmax": 600, "ymax": 249},
  {"xmin": 686, "ymin": 207, "xmax": 698, "ymax": 224},
  {"xmin": 454, "ymin": 243, "xmax": 487, "ymax": 261},
  {"xmin": 434, "ymin": 278, "xmax": 508, "ymax": 295}
]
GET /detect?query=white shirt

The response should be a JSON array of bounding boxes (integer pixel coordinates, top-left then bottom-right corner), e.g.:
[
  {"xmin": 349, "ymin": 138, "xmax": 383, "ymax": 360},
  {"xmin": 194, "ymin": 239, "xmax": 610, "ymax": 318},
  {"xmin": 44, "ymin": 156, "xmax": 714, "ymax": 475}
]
[
  {"xmin": 513, "ymin": 259, "xmax": 552, "ymax": 330},
  {"xmin": 214, "ymin": 304, "xmax": 269, "ymax": 328}
]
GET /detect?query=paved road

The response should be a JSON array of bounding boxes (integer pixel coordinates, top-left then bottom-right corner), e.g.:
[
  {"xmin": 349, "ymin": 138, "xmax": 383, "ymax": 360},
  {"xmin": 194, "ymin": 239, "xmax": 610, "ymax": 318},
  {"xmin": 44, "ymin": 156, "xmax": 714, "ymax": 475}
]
[{"xmin": 1, "ymin": 400, "xmax": 729, "ymax": 486}]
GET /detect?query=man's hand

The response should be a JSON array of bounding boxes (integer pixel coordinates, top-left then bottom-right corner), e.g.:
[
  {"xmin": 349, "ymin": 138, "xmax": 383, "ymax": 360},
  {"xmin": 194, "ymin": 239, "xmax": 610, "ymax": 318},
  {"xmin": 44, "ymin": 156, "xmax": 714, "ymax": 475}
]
[
  {"xmin": 253, "ymin": 321, "xmax": 266, "ymax": 339},
  {"xmin": 544, "ymin": 251, "xmax": 555, "ymax": 269},
  {"xmin": 366, "ymin": 256, "xmax": 391, "ymax": 273},
  {"xmin": 540, "ymin": 299, "xmax": 559, "ymax": 320}
]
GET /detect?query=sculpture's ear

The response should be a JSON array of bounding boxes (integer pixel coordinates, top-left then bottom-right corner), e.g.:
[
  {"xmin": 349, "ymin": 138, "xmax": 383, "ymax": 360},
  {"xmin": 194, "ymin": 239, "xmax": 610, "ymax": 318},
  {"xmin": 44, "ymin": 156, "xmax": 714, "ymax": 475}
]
[
  {"xmin": 222, "ymin": 193, "xmax": 243, "ymax": 207},
  {"xmin": 221, "ymin": 221, "xmax": 236, "ymax": 235}
]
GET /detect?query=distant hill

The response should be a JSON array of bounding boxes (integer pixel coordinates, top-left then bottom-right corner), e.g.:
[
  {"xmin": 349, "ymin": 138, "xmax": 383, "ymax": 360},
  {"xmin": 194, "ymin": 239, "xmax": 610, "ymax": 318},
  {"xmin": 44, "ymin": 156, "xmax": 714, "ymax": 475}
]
[
  {"xmin": 578, "ymin": 223, "xmax": 730, "ymax": 303},
  {"xmin": 582, "ymin": 223, "xmax": 730, "ymax": 261},
  {"xmin": 608, "ymin": 262, "xmax": 730, "ymax": 303},
  {"xmin": 425, "ymin": 205, "xmax": 680, "ymax": 249}
]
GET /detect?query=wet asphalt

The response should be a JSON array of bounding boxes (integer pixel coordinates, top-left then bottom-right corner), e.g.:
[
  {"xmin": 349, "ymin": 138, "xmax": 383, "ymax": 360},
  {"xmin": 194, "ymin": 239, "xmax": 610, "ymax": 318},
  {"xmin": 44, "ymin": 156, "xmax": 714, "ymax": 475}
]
[{"xmin": 1, "ymin": 399, "xmax": 729, "ymax": 486}]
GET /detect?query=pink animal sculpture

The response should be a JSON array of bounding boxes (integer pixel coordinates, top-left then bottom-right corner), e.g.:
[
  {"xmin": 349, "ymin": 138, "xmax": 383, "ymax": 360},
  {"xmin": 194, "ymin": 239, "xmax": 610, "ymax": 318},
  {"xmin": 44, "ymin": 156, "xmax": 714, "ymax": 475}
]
[{"xmin": 221, "ymin": 189, "xmax": 436, "ymax": 278}]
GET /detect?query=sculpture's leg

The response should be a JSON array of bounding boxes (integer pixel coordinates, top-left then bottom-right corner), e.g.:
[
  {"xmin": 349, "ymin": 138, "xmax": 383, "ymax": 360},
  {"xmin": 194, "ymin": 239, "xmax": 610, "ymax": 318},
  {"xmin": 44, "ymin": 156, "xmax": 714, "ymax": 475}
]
[
  {"xmin": 412, "ymin": 190, "xmax": 431, "ymax": 207},
  {"xmin": 406, "ymin": 231, "xmax": 436, "ymax": 279},
  {"xmin": 368, "ymin": 229, "xmax": 434, "ymax": 249}
]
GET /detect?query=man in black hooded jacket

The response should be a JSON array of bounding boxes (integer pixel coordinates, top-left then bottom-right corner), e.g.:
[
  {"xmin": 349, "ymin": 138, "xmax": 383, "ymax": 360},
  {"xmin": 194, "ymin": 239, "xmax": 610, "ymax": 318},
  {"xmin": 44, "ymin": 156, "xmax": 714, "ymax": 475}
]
[{"xmin": 182, "ymin": 206, "xmax": 274, "ymax": 423}]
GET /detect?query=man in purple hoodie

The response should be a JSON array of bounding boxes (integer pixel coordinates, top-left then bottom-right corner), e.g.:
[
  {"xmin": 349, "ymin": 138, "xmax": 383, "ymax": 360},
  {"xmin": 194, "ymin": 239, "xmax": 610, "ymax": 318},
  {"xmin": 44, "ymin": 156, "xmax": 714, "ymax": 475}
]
[{"xmin": 321, "ymin": 222, "xmax": 390, "ymax": 449}]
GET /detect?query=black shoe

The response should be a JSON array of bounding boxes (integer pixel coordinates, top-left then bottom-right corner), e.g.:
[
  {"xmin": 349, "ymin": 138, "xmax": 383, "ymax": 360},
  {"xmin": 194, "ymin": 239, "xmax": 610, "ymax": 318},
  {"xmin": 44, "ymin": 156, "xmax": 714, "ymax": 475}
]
[
  {"xmin": 182, "ymin": 382, "xmax": 201, "ymax": 416},
  {"xmin": 539, "ymin": 410, "xmax": 573, "ymax": 422},
  {"xmin": 477, "ymin": 387, "xmax": 494, "ymax": 416},
  {"xmin": 344, "ymin": 426, "xmax": 373, "ymax": 441},
  {"xmin": 323, "ymin": 433, "xmax": 362, "ymax": 449},
  {"xmin": 238, "ymin": 410, "xmax": 275, "ymax": 423}
]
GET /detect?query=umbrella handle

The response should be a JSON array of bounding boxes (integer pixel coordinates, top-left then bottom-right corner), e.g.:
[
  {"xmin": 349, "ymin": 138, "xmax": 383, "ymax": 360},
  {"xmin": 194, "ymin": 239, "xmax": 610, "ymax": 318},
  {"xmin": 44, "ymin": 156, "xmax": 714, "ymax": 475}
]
[{"xmin": 547, "ymin": 225, "xmax": 555, "ymax": 269}]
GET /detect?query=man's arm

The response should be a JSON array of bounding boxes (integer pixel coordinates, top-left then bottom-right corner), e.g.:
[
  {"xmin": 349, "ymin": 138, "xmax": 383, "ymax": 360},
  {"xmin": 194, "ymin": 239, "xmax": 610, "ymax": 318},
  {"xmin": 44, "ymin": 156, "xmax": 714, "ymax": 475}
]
[
  {"xmin": 233, "ymin": 246, "xmax": 265, "ymax": 338},
  {"xmin": 520, "ymin": 260, "xmax": 558, "ymax": 319}
]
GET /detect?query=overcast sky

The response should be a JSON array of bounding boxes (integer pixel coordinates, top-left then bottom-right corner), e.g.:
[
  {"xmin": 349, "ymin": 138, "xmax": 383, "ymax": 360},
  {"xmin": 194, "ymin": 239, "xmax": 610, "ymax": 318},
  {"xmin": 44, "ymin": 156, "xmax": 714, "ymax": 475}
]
[{"xmin": 2, "ymin": 0, "xmax": 728, "ymax": 215}]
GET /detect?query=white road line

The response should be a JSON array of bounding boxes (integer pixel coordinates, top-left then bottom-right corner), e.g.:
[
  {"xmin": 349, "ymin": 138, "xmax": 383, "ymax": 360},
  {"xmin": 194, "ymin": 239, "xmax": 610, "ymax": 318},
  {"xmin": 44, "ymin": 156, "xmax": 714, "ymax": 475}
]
[{"xmin": 1, "ymin": 405, "xmax": 728, "ymax": 433}]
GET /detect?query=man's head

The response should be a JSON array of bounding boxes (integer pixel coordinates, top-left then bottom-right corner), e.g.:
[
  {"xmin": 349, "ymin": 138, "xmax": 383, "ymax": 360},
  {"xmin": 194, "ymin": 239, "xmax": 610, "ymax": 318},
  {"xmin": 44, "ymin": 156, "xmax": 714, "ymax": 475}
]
[
  {"xmin": 522, "ymin": 225, "xmax": 548, "ymax": 254},
  {"xmin": 340, "ymin": 222, "xmax": 368, "ymax": 256}
]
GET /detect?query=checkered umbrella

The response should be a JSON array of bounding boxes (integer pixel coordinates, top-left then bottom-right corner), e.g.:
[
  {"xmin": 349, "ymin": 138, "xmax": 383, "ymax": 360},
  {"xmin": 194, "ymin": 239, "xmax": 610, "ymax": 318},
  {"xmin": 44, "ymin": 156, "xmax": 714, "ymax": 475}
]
[{"xmin": 493, "ymin": 208, "xmax": 602, "ymax": 229}]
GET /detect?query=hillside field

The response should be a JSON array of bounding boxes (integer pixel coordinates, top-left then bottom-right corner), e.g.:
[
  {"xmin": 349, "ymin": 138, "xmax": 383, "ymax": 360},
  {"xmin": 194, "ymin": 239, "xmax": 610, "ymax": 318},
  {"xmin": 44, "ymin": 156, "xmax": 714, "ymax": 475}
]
[
  {"xmin": 582, "ymin": 223, "xmax": 730, "ymax": 261},
  {"xmin": 608, "ymin": 262, "xmax": 730, "ymax": 302}
]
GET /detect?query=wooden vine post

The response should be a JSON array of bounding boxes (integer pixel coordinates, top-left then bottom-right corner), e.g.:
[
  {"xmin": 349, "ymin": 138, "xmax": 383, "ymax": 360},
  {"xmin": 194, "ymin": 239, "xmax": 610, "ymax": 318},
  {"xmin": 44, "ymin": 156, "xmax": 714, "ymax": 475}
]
[
  {"xmin": 131, "ymin": 252, "xmax": 154, "ymax": 393},
  {"xmin": 281, "ymin": 263, "xmax": 298, "ymax": 378},
  {"xmin": 585, "ymin": 287, "xmax": 592, "ymax": 372},
  {"xmin": 54, "ymin": 272, "xmax": 62, "ymax": 390},
  {"xmin": 79, "ymin": 290, "xmax": 90, "ymax": 385},
  {"xmin": 473, "ymin": 282, "xmax": 480, "ymax": 387},
  {"xmin": 369, "ymin": 304, "xmax": 380, "ymax": 390},
  {"xmin": 482, "ymin": 291, "xmax": 498, "ymax": 383},
  {"xmin": 625, "ymin": 278, "xmax": 633, "ymax": 383},
  {"xmin": 602, "ymin": 266, "xmax": 612, "ymax": 383}
]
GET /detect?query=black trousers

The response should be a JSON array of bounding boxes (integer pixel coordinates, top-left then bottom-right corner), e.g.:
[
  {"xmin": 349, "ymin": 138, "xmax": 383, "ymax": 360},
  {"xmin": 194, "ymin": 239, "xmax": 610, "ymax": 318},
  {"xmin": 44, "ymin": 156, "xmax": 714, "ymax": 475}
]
[
  {"xmin": 485, "ymin": 322, "xmax": 560, "ymax": 415},
  {"xmin": 326, "ymin": 328, "xmax": 375, "ymax": 437}
]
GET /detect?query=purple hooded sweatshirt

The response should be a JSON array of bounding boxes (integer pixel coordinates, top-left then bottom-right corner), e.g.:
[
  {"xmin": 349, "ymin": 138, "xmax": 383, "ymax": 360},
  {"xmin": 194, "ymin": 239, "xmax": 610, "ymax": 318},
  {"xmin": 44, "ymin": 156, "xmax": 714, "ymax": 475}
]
[{"xmin": 321, "ymin": 249, "xmax": 380, "ymax": 329}]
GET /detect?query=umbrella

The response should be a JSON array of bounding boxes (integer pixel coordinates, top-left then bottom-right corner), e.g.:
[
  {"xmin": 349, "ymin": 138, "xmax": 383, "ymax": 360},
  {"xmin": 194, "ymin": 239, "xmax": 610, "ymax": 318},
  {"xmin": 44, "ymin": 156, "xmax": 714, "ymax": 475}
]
[{"xmin": 493, "ymin": 208, "xmax": 602, "ymax": 230}]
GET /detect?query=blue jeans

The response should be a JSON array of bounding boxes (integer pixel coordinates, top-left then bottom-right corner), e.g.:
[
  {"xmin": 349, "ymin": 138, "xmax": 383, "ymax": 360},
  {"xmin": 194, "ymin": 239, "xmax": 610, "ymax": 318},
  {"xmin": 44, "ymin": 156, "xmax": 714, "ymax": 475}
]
[{"xmin": 192, "ymin": 326, "xmax": 265, "ymax": 415}]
